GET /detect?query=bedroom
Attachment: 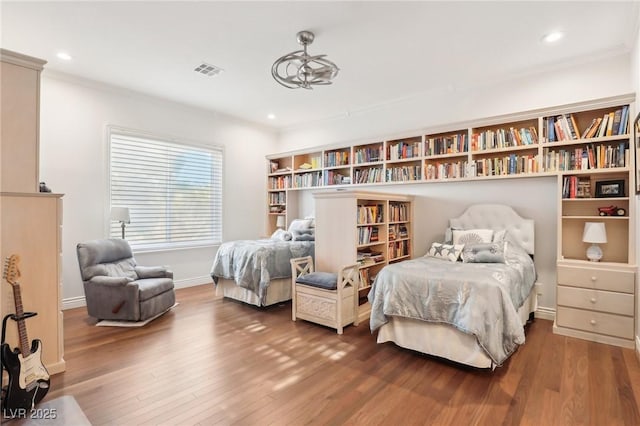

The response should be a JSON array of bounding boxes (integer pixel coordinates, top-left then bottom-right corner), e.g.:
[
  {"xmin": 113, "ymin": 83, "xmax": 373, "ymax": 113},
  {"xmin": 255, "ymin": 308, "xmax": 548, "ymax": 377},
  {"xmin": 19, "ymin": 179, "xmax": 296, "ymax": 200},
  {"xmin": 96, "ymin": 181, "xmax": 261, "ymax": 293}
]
[{"xmin": 1, "ymin": 1, "xmax": 640, "ymax": 424}]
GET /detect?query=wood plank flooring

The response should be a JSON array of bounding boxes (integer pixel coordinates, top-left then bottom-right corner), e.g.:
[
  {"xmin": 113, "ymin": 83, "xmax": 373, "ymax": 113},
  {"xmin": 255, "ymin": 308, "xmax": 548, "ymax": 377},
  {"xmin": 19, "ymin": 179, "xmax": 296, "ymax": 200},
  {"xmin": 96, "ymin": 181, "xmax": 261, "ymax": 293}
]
[{"xmin": 27, "ymin": 285, "xmax": 640, "ymax": 425}]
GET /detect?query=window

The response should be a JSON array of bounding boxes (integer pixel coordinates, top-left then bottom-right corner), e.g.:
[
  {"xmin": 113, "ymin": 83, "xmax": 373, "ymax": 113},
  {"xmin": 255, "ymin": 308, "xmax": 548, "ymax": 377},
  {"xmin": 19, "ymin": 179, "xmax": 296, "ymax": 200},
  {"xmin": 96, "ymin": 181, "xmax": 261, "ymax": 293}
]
[{"xmin": 109, "ymin": 128, "xmax": 223, "ymax": 249}]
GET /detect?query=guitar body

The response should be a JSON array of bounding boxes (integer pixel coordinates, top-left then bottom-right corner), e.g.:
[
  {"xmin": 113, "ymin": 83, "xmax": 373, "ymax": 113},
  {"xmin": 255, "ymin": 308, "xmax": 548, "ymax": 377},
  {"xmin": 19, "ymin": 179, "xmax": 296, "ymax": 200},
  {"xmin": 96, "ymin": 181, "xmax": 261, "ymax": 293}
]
[{"xmin": 1, "ymin": 339, "xmax": 50, "ymax": 412}]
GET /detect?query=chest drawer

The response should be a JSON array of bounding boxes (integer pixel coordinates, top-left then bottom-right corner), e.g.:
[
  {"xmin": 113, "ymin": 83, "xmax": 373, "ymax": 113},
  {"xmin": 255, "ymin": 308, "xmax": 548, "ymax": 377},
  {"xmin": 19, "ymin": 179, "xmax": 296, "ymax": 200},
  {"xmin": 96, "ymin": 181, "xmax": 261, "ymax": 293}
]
[
  {"xmin": 557, "ymin": 286, "xmax": 634, "ymax": 316},
  {"xmin": 556, "ymin": 306, "xmax": 634, "ymax": 340},
  {"xmin": 557, "ymin": 265, "xmax": 634, "ymax": 293}
]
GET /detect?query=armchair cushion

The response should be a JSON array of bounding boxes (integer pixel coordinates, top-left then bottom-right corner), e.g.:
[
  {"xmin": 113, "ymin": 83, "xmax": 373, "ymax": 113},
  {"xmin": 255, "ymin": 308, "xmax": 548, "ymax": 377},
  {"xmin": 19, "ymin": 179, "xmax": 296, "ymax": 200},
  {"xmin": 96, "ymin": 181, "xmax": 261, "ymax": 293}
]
[
  {"xmin": 135, "ymin": 266, "xmax": 170, "ymax": 279},
  {"xmin": 88, "ymin": 276, "xmax": 134, "ymax": 286}
]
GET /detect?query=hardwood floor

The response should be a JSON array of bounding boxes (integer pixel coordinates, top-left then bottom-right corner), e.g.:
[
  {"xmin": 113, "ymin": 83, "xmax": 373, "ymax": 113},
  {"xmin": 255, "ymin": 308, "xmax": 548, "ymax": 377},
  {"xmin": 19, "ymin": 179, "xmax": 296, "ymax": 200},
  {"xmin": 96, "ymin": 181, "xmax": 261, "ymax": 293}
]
[{"xmin": 35, "ymin": 285, "xmax": 640, "ymax": 425}]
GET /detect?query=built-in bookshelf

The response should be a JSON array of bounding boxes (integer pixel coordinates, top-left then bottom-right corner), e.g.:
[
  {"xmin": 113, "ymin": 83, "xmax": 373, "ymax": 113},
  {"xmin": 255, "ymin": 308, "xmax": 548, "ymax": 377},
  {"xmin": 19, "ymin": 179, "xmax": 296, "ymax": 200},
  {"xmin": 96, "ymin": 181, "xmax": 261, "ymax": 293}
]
[
  {"xmin": 267, "ymin": 95, "xmax": 637, "ymax": 347},
  {"xmin": 313, "ymin": 191, "xmax": 413, "ymax": 321}
]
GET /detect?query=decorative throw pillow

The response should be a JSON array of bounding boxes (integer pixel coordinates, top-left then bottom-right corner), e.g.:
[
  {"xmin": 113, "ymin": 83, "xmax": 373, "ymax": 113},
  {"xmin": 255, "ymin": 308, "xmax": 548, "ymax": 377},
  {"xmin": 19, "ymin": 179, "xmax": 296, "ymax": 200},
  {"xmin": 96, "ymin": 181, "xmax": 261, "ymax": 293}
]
[
  {"xmin": 271, "ymin": 229, "xmax": 292, "ymax": 241},
  {"xmin": 492, "ymin": 229, "xmax": 507, "ymax": 243},
  {"xmin": 292, "ymin": 229, "xmax": 314, "ymax": 241},
  {"xmin": 452, "ymin": 229, "xmax": 494, "ymax": 245},
  {"xmin": 288, "ymin": 218, "xmax": 312, "ymax": 233},
  {"xmin": 462, "ymin": 242, "xmax": 505, "ymax": 263},
  {"xmin": 426, "ymin": 242, "xmax": 464, "ymax": 262}
]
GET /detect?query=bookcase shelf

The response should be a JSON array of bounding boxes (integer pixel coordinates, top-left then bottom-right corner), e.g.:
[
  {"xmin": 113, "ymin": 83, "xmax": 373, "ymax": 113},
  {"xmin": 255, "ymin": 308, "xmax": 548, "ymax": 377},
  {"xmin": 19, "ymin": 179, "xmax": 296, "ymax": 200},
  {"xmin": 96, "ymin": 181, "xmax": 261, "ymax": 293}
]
[{"xmin": 314, "ymin": 191, "xmax": 413, "ymax": 321}]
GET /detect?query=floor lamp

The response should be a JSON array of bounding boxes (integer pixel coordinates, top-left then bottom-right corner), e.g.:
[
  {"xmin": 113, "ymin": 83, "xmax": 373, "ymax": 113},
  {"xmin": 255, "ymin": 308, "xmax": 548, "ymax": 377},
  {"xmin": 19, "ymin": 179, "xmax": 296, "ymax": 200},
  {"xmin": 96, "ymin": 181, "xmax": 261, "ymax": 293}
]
[{"xmin": 110, "ymin": 207, "xmax": 130, "ymax": 239}]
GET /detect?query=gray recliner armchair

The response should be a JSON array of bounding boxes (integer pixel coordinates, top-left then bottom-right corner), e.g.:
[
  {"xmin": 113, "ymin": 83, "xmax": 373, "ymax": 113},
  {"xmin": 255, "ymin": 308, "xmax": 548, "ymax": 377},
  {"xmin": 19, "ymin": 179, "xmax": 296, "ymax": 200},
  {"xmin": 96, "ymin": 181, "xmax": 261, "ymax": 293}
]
[{"xmin": 77, "ymin": 239, "xmax": 176, "ymax": 321}]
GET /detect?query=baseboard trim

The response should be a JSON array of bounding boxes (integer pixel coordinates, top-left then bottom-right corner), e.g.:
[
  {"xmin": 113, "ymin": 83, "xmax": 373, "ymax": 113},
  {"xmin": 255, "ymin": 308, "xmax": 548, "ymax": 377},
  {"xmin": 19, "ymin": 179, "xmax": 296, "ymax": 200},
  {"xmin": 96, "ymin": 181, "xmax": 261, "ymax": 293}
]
[
  {"xmin": 62, "ymin": 276, "xmax": 213, "ymax": 310},
  {"xmin": 535, "ymin": 306, "xmax": 555, "ymax": 321}
]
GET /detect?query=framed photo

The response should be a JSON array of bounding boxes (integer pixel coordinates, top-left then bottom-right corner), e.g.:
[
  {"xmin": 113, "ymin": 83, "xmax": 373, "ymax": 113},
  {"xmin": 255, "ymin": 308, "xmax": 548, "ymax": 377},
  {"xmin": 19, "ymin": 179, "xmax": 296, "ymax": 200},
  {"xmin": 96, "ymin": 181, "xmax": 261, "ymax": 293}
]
[
  {"xmin": 595, "ymin": 179, "xmax": 625, "ymax": 198},
  {"xmin": 635, "ymin": 112, "xmax": 640, "ymax": 194}
]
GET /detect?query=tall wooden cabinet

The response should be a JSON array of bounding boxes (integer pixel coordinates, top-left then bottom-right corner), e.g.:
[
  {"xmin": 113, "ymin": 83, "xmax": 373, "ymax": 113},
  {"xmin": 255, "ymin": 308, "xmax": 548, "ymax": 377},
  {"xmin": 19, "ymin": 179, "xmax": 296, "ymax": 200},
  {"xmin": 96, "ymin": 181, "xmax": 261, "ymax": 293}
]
[
  {"xmin": 0, "ymin": 49, "xmax": 65, "ymax": 373},
  {"xmin": 314, "ymin": 191, "xmax": 413, "ymax": 321},
  {"xmin": 1, "ymin": 193, "xmax": 65, "ymax": 373},
  {"xmin": 1, "ymin": 49, "xmax": 46, "ymax": 193}
]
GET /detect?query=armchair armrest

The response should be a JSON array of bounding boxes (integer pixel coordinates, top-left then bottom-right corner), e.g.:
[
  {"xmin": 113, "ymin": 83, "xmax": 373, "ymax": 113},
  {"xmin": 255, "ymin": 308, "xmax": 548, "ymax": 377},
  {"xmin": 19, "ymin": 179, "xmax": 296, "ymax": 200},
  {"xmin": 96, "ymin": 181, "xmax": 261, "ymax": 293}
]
[
  {"xmin": 135, "ymin": 266, "xmax": 172, "ymax": 279},
  {"xmin": 88, "ymin": 276, "xmax": 134, "ymax": 286}
]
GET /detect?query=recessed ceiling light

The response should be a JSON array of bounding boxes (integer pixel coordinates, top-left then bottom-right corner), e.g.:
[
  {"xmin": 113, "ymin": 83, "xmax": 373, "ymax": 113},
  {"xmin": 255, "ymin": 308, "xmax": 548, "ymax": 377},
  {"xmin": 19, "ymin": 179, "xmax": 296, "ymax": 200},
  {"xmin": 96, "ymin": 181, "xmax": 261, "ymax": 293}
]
[
  {"xmin": 542, "ymin": 31, "xmax": 564, "ymax": 43},
  {"xmin": 56, "ymin": 52, "xmax": 72, "ymax": 60},
  {"xmin": 267, "ymin": 114, "xmax": 276, "ymax": 120}
]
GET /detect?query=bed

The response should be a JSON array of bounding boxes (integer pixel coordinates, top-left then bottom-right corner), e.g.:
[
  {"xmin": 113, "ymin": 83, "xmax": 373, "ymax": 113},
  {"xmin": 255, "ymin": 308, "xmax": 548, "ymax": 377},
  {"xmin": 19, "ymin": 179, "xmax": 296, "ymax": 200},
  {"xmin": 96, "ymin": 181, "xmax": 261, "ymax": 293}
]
[
  {"xmin": 210, "ymin": 219, "xmax": 315, "ymax": 307},
  {"xmin": 368, "ymin": 204, "xmax": 537, "ymax": 369}
]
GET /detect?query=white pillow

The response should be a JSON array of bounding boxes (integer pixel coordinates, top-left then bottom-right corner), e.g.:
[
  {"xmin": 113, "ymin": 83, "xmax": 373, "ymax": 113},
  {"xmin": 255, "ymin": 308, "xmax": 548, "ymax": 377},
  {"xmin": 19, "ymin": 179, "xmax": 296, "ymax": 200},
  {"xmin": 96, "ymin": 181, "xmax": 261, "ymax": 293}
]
[
  {"xmin": 288, "ymin": 219, "xmax": 312, "ymax": 233},
  {"xmin": 452, "ymin": 229, "xmax": 494, "ymax": 245},
  {"xmin": 271, "ymin": 229, "xmax": 292, "ymax": 241},
  {"xmin": 425, "ymin": 242, "xmax": 464, "ymax": 262}
]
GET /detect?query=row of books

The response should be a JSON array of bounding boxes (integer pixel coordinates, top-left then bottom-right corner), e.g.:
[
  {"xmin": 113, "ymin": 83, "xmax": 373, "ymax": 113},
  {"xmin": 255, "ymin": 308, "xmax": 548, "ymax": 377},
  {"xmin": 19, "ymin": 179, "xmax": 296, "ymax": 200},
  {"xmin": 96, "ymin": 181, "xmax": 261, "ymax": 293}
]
[
  {"xmin": 268, "ymin": 192, "xmax": 286, "ymax": 204},
  {"xmin": 293, "ymin": 172, "xmax": 322, "ymax": 188},
  {"xmin": 357, "ymin": 204, "xmax": 384, "ymax": 224},
  {"xmin": 545, "ymin": 106, "xmax": 630, "ymax": 142},
  {"xmin": 354, "ymin": 146, "xmax": 383, "ymax": 164},
  {"xmin": 296, "ymin": 156, "xmax": 322, "ymax": 170},
  {"xmin": 388, "ymin": 203, "xmax": 409, "ymax": 222},
  {"xmin": 324, "ymin": 171, "xmax": 351, "ymax": 185},
  {"xmin": 358, "ymin": 226, "xmax": 380, "ymax": 245},
  {"xmin": 324, "ymin": 151, "xmax": 349, "ymax": 167},
  {"xmin": 354, "ymin": 167, "xmax": 383, "ymax": 184},
  {"xmin": 385, "ymin": 165, "xmax": 421, "ymax": 182},
  {"xmin": 471, "ymin": 126, "xmax": 538, "ymax": 151},
  {"xmin": 268, "ymin": 175, "xmax": 292, "ymax": 189},
  {"xmin": 562, "ymin": 176, "xmax": 592, "ymax": 199},
  {"xmin": 542, "ymin": 143, "xmax": 628, "ymax": 172},
  {"xmin": 388, "ymin": 240, "xmax": 410, "ymax": 259},
  {"xmin": 388, "ymin": 224, "xmax": 408, "ymax": 241},
  {"xmin": 358, "ymin": 268, "xmax": 374, "ymax": 289},
  {"xmin": 425, "ymin": 161, "xmax": 468, "ymax": 180},
  {"xmin": 425, "ymin": 134, "xmax": 468, "ymax": 156},
  {"xmin": 471, "ymin": 154, "xmax": 540, "ymax": 177},
  {"xmin": 387, "ymin": 141, "xmax": 421, "ymax": 161}
]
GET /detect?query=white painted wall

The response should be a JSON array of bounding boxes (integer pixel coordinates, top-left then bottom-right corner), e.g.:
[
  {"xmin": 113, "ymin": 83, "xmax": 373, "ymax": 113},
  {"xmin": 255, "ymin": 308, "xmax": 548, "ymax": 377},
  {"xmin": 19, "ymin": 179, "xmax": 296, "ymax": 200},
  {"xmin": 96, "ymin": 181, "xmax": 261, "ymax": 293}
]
[
  {"xmin": 276, "ymin": 55, "xmax": 634, "ymax": 315},
  {"xmin": 39, "ymin": 73, "xmax": 277, "ymax": 307}
]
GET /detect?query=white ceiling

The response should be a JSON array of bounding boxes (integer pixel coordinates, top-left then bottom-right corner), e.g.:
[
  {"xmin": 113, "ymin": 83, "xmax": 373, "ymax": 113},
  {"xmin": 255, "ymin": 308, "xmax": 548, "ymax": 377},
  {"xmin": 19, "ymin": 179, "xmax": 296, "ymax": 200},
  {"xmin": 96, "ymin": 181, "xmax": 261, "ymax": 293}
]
[{"xmin": 2, "ymin": 1, "xmax": 639, "ymax": 130}]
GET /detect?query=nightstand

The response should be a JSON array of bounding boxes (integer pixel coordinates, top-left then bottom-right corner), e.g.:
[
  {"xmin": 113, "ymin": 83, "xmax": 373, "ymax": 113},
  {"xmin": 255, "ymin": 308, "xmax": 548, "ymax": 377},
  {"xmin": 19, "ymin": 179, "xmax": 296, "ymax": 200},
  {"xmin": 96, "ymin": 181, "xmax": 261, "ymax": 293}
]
[{"xmin": 554, "ymin": 260, "xmax": 635, "ymax": 348}]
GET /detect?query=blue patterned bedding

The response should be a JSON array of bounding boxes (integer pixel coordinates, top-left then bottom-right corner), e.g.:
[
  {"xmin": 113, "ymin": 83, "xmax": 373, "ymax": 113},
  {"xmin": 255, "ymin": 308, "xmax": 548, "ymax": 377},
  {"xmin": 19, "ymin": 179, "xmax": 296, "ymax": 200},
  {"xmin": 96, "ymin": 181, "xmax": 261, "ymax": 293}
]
[
  {"xmin": 368, "ymin": 239, "xmax": 535, "ymax": 366},
  {"xmin": 210, "ymin": 239, "xmax": 314, "ymax": 305}
]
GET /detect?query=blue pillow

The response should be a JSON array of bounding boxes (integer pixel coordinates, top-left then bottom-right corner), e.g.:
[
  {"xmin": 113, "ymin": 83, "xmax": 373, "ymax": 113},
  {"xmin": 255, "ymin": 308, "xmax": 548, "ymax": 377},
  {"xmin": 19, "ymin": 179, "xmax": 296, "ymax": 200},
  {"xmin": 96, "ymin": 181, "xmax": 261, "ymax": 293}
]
[
  {"xmin": 296, "ymin": 272, "xmax": 337, "ymax": 290},
  {"xmin": 462, "ymin": 242, "xmax": 505, "ymax": 263}
]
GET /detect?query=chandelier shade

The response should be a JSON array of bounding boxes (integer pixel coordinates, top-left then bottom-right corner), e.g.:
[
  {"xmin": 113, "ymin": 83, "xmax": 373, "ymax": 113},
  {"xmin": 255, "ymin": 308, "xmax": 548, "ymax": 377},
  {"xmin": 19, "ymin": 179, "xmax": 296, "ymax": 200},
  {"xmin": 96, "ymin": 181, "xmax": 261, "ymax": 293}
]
[{"xmin": 271, "ymin": 30, "xmax": 339, "ymax": 89}]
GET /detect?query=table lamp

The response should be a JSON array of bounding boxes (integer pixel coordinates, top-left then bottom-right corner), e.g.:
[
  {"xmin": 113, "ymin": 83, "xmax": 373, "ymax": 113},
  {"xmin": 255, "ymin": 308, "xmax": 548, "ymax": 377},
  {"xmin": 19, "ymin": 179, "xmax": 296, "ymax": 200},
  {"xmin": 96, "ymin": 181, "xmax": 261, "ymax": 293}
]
[
  {"xmin": 276, "ymin": 215, "xmax": 286, "ymax": 230},
  {"xmin": 110, "ymin": 207, "xmax": 130, "ymax": 239},
  {"xmin": 582, "ymin": 222, "xmax": 606, "ymax": 262}
]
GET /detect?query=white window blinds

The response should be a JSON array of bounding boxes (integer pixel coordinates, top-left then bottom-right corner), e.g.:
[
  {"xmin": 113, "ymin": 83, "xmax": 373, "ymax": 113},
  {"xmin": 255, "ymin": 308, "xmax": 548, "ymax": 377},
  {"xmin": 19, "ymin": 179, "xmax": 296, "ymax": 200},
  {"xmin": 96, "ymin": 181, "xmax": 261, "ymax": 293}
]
[{"xmin": 109, "ymin": 130, "xmax": 223, "ymax": 249}]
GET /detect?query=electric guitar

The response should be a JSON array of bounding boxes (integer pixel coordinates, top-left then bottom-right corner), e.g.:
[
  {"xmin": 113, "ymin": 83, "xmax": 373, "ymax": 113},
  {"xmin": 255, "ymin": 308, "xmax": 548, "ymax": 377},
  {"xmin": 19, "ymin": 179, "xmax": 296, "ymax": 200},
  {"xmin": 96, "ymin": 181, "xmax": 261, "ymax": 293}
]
[{"xmin": 1, "ymin": 255, "xmax": 50, "ymax": 413}]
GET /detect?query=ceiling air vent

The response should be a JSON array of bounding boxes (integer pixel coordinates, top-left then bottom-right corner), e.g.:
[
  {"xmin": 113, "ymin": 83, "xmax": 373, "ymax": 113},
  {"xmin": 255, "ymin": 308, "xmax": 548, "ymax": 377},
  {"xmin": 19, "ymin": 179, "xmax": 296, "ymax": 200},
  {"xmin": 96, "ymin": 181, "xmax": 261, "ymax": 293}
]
[{"xmin": 194, "ymin": 62, "xmax": 223, "ymax": 77}]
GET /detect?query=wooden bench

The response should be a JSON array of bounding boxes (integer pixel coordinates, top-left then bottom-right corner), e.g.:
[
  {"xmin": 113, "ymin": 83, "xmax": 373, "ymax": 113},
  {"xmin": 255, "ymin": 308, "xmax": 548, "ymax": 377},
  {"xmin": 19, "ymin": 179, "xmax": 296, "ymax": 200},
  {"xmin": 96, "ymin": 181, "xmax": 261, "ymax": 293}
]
[{"xmin": 290, "ymin": 256, "xmax": 360, "ymax": 334}]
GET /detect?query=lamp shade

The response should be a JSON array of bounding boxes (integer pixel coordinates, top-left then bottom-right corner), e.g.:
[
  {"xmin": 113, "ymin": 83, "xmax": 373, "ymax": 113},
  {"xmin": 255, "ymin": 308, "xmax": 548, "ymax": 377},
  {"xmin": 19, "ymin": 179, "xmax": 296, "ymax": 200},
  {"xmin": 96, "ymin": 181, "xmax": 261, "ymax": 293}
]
[
  {"xmin": 582, "ymin": 222, "xmax": 607, "ymax": 243},
  {"xmin": 276, "ymin": 215, "xmax": 286, "ymax": 229},
  {"xmin": 110, "ymin": 207, "xmax": 130, "ymax": 224}
]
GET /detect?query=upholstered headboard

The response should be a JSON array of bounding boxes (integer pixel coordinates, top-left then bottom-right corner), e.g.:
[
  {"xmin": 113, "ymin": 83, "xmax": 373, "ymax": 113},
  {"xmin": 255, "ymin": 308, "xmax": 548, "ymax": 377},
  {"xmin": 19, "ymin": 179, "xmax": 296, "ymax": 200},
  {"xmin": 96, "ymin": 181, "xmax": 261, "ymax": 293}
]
[{"xmin": 449, "ymin": 204, "xmax": 534, "ymax": 255}]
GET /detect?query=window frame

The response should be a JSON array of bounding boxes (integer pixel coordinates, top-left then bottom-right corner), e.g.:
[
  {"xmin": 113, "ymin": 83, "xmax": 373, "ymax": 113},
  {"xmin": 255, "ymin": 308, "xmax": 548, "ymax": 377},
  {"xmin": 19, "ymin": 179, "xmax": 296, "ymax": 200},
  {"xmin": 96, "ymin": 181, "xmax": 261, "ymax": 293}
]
[{"xmin": 106, "ymin": 125, "xmax": 224, "ymax": 251}]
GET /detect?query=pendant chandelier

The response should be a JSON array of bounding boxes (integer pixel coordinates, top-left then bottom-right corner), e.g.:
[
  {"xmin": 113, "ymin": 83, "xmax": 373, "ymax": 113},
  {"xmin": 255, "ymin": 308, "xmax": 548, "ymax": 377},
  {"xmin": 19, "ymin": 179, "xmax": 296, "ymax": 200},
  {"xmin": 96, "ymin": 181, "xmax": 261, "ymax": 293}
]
[{"xmin": 271, "ymin": 30, "xmax": 339, "ymax": 89}]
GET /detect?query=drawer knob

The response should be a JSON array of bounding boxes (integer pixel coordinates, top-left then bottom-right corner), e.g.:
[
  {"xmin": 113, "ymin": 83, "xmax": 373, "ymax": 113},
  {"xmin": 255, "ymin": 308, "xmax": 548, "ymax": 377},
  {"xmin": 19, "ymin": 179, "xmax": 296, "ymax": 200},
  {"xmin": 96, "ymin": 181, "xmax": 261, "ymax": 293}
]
[
  {"xmin": 590, "ymin": 297, "xmax": 597, "ymax": 303},
  {"xmin": 590, "ymin": 319, "xmax": 597, "ymax": 325},
  {"xmin": 591, "ymin": 276, "xmax": 597, "ymax": 281}
]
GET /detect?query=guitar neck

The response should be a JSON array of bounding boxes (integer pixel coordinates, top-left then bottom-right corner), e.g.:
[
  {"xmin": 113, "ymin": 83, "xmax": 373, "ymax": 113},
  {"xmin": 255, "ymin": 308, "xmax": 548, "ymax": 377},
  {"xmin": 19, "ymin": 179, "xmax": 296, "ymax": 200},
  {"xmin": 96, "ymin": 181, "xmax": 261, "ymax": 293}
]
[{"xmin": 10, "ymin": 283, "xmax": 31, "ymax": 357}]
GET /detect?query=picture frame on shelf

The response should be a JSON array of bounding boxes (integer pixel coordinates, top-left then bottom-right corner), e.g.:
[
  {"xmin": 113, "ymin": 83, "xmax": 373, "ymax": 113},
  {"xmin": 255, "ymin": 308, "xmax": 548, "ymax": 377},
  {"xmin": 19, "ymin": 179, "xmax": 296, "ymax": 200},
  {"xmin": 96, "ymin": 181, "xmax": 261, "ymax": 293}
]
[
  {"xmin": 635, "ymin": 112, "xmax": 640, "ymax": 194},
  {"xmin": 595, "ymin": 179, "xmax": 625, "ymax": 198}
]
